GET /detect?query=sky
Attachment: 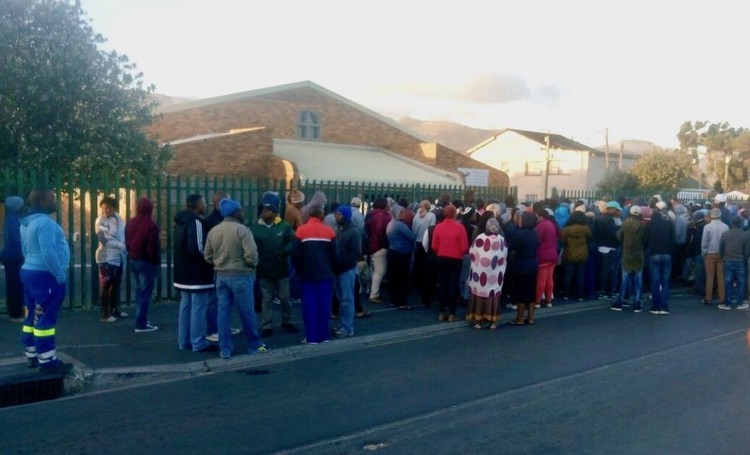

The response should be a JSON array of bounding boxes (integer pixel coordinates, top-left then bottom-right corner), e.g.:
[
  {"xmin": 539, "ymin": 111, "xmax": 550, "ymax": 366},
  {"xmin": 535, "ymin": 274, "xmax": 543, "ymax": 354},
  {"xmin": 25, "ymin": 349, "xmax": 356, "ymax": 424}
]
[{"xmin": 80, "ymin": 0, "xmax": 750, "ymax": 149}]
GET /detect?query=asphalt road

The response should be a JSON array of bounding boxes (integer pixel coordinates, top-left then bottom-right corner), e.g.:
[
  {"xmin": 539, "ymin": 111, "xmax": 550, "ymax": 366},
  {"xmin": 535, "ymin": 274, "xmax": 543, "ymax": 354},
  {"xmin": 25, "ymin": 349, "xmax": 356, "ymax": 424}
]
[{"xmin": 3, "ymin": 297, "xmax": 750, "ymax": 455}]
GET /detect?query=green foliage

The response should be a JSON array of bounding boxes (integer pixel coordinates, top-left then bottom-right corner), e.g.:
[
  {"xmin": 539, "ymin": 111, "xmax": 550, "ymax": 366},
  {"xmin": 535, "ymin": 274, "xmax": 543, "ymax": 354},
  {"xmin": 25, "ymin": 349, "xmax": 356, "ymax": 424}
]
[
  {"xmin": 595, "ymin": 169, "xmax": 640, "ymax": 199},
  {"xmin": 678, "ymin": 121, "xmax": 749, "ymax": 189},
  {"xmin": 629, "ymin": 148, "xmax": 694, "ymax": 197},
  {"xmin": 0, "ymin": 0, "xmax": 171, "ymax": 183}
]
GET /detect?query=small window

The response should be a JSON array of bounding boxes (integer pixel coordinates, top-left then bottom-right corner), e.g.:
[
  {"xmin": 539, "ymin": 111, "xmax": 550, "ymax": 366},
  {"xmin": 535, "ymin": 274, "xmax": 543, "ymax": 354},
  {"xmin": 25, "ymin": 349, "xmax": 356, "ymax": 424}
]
[
  {"xmin": 525, "ymin": 161, "xmax": 543, "ymax": 176},
  {"xmin": 548, "ymin": 160, "xmax": 570, "ymax": 175},
  {"xmin": 297, "ymin": 110, "xmax": 321, "ymax": 140}
]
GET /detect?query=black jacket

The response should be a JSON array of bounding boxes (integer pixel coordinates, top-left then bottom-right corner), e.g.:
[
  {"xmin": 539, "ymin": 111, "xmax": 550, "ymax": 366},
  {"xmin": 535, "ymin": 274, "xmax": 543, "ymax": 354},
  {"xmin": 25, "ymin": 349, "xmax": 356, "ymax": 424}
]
[
  {"xmin": 646, "ymin": 212, "xmax": 675, "ymax": 256},
  {"xmin": 334, "ymin": 221, "xmax": 362, "ymax": 274},
  {"xmin": 173, "ymin": 210, "xmax": 214, "ymax": 291}
]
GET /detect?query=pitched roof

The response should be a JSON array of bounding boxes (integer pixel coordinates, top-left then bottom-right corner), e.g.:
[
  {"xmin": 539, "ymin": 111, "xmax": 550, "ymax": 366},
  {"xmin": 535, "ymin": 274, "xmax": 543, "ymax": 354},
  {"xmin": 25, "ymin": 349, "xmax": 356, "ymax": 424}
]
[
  {"xmin": 508, "ymin": 129, "xmax": 601, "ymax": 154},
  {"xmin": 156, "ymin": 80, "xmax": 432, "ymax": 143},
  {"xmin": 273, "ymin": 139, "xmax": 463, "ymax": 186}
]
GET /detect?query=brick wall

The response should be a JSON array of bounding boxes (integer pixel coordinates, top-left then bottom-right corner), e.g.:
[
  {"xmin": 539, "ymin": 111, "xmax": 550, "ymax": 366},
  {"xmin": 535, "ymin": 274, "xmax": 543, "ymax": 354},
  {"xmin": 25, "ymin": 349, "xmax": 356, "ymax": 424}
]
[
  {"xmin": 150, "ymin": 85, "xmax": 508, "ymax": 186},
  {"xmin": 166, "ymin": 127, "xmax": 287, "ymax": 180}
]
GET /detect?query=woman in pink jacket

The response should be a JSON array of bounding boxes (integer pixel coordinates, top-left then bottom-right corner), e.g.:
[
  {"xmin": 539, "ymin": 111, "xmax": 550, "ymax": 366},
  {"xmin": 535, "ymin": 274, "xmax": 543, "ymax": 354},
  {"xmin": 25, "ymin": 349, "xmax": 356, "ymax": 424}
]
[{"xmin": 534, "ymin": 205, "xmax": 561, "ymax": 308}]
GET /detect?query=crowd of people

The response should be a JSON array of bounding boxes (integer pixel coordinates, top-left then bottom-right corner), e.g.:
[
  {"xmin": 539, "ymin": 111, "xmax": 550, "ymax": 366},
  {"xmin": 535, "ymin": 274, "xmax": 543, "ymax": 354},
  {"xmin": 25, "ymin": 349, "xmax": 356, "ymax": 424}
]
[{"xmin": 7, "ymin": 186, "xmax": 750, "ymax": 370}]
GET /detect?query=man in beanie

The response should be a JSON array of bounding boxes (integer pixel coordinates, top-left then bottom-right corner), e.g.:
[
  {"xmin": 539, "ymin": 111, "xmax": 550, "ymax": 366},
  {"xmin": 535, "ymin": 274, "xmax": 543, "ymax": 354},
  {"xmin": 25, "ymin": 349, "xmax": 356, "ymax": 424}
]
[
  {"xmin": 173, "ymin": 194, "xmax": 216, "ymax": 352},
  {"xmin": 19, "ymin": 187, "xmax": 71, "ymax": 373},
  {"xmin": 2, "ymin": 196, "xmax": 25, "ymax": 322},
  {"xmin": 249, "ymin": 191, "xmax": 298, "ymax": 337},
  {"xmin": 702, "ymin": 208, "xmax": 729, "ymax": 305},
  {"xmin": 204, "ymin": 190, "xmax": 229, "ymax": 342},
  {"xmin": 719, "ymin": 216, "xmax": 750, "ymax": 310},
  {"xmin": 205, "ymin": 198, "xmax": 267, "ymax": 358},
  {"xmin": 331, "ymin": 204, "xmax": 362, "ymax": 337},
  {"xmin": 292, "ymin": 205, "xmax": 336, "ymax": 344},
  {"xmin": 125, "ymin": 197, "xmax": 160, "ymax": 332}
]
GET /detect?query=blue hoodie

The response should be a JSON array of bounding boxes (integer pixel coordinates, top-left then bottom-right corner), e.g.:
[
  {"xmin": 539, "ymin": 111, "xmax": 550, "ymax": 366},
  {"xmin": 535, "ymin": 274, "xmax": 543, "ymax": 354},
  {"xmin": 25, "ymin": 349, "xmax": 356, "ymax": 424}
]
[{"xmin": 20, "ymin": 213, "xmax": 70, "ymax": 284}]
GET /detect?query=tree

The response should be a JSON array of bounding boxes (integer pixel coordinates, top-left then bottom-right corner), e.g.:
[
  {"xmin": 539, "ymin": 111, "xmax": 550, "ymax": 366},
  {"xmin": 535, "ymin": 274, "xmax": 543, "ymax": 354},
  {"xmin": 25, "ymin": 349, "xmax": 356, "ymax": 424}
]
[
  {"xmin": 0, "ymin": 0, "xmax": 171, "ymax": 181},
  {"xmin": 677, "ymin": 121, "xmax": 749, "ymax": 190},
  {"xmin": 595, "ymin": 169, "xmax": 640, "ymax": 199},
  {"xmin": 629, "ymin": 148, "xmax": 694, "ymax": 197}
]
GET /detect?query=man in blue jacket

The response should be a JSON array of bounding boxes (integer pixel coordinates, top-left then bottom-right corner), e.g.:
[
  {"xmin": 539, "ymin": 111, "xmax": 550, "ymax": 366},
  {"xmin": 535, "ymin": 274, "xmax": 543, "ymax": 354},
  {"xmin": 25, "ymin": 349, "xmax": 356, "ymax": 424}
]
[
  {"xmin": 20, "ymin": 188, "xmax": 71, "ymax": 374},
  {"xmin": 332, "ymin": 205, "xmax": 362, "ymax": 337}
]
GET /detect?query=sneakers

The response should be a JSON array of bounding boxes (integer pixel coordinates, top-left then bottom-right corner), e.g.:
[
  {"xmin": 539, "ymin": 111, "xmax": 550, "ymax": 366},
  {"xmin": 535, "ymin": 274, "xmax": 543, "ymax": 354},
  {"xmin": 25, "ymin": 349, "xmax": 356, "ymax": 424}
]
[
  {"xmin": 633, "ymin": 306, "xmax": 643, "ymax": 313},
  {"xmin": 659, "ymin": 310, "xmax": 670, "ymax": 315},
  {"xmin": 205, "ymin": 333, "xmax": 219, "ymax": 342},
  {"xmin": 334, "ymin": 328, "xmax": 354, "ymax": 338},
  {"xmin": 134, "ymin": 323, "xmax": 159, "ymax": 333},
  {"xmin": 737, "ymin": 303, "xmax": 749, "ymax": 310},
  {"xmin": 300, "ymin": 338, "xmax": 318, "ymax": 345},
  {"xmin": 649, "ymin": 309, "xmax": 660, "ymax": 315},
  {"xmin": 505, "ymin": 303, "xmax": 517, "ymax": 310},
  {"xmin": 369, "ymin": 296, "xmax": 384, "ymax": 304},
  {"xmin": 100, "ymin": 316, "xmax": 117, "ymax": 323},
  {"xmin": 230, "ymin": 328, "xmax": 242, "ymax": 335},
  {"xmin": 718, "ymin": 304, "xmax": 732, "ymax": 310},
  {"xmin": 112, "ymin": 311, "xmax": 128, "ymax": 318},
  {"xmin": 252, "ymin": 344, "xmax": 269, "ymax": 353},
  {"xmin": 610, "ymin": 303, "xmax": 623, "ymax": 312}
]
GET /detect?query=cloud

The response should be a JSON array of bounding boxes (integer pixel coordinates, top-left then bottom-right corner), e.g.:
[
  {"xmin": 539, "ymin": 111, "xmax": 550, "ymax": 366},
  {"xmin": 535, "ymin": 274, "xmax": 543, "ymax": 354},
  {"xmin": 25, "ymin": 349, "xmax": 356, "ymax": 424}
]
[{"xmin": 454, "ymin": 73, "xmax": 532, "ymax": 104}]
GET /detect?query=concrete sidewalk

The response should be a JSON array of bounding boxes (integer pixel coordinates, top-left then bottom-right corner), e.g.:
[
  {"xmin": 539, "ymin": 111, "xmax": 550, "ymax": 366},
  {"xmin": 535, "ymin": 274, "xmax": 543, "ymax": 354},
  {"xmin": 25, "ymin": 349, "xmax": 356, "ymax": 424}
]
[{"xmin": 0, "ymin": 290, "xmax": 621, "ymax": 395}]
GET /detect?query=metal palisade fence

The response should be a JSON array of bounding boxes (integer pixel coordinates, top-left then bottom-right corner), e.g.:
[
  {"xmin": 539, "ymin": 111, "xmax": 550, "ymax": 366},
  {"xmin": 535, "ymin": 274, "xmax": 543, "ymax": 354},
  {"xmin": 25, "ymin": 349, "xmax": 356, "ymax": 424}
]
[{"xmin": 0, "ymin": 169, "xmax": 514, "ymax": 310}]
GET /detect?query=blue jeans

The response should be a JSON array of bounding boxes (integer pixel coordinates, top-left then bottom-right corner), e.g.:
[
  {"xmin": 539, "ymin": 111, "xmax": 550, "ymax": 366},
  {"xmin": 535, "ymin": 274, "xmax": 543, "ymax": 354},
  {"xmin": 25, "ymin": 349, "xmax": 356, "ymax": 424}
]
[
  {"xmin": 724, "ymin": 260, "xmax": 746, "ymax": 306},
  {"xmin": 216, "ymin": 273, "xmax": 263, "ymax": 358},
  {"xmin": 206, "ymin": 286, "xmax": 218, "ymax": 336},
  {"xmin": 335, "ymin": 267, "xmax": 357, "ymax": 334},
  {"xmin": 618, "ymin": 269, "xmax": 642, "ymax": 308},
  {"xmin": 649, "ymin": 254, "xmax": 671, "ymax": 311},
  {"xmin": 692, "ymin": 254, "xmax": 706, "ymax": 294},
  {"xmin": 178, "ymin": 291, "xmax": 209, "ymax": 351},
  {"xmin": 129, "ymin": 260, "xmax": 157, "ymax": 329}
]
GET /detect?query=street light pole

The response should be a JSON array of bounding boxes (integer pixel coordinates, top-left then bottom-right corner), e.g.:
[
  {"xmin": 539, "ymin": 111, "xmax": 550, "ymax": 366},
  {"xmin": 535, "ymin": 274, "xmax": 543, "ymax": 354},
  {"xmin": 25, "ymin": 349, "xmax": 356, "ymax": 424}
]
[{"xmin": 544, "ymin": 131, "xmax": 551, "ymax": 199}]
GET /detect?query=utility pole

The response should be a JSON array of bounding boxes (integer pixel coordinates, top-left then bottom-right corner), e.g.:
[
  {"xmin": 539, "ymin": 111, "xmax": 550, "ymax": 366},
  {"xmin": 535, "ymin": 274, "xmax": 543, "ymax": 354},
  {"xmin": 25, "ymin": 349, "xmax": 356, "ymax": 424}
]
[
  {"xmin": 618, "ymin": 142, "xmax": 624, "ymax": 169},
  {"xmin": 604, "ymin": 127, "xmax": 610, "ymax": 172},
  {"xmin": 544, "ymin": 131, "xmax": 551, "ymax": 199}
]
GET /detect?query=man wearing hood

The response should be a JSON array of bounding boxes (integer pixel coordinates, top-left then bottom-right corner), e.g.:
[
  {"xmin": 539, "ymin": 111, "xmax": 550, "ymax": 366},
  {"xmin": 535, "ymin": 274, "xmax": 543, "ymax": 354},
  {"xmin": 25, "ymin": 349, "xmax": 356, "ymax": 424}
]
[
  {"xmin": 19, "ymin": 187, "xmax": 71, "ymax": 374},
  {"xmin": 1, "ymin": 196, "xmax": 25, "ymax": 322},
  {"xmin": 173, "ymin": 194, "xmax": 216, "ymax": 352},
  {"xmin": 125, "ymin": 197, "xmax": 160, "ymax": 332},
  {"xmin": 249, "ymin": 191, "xmax": 298, "ymax": 338}
]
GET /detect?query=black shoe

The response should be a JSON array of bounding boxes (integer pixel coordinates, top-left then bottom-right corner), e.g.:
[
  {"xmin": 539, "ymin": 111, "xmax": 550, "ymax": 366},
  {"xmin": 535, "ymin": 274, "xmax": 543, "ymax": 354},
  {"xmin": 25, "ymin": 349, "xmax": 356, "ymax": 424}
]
[
  {"xmin": 38, "ymin": 361, "xmax": 73, "ymax": 375},
  {"xmin": 27, "ymin": 357, "xmax": 39, "ymax": 369},
  {"xmin": 261, "ymin": 328, "xmax": 273, "ymax": 337},
  {"xmin": 195, "ymin": 344, "xmax": 219, "ymax": 352},
  {"xmin": 281, "ymin": 323, "xmax": 299, "ymax": 334}
]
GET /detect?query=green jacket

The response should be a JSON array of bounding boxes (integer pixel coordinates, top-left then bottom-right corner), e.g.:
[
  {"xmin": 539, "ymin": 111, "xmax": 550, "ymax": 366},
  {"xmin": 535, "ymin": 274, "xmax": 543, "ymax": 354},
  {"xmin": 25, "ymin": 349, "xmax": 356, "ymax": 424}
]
[
  {"xmin": 561, "ymin": 224, "xmax": 591, "ymax": 263},
  {"xmin": 249, "ymin": 216, "xmax": 294, "ymax": 278},
  {"xmin": 618, "ymin": 217, "xmax": 646, "ymax": 272}
]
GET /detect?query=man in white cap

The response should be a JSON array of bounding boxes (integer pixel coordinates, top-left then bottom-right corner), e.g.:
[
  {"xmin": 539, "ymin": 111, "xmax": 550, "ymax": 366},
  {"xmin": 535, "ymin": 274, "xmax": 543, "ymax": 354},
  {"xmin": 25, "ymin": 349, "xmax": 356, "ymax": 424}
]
[{"xmin": 612, "ymin": 205, "xmax": 646, "ymax": 312}]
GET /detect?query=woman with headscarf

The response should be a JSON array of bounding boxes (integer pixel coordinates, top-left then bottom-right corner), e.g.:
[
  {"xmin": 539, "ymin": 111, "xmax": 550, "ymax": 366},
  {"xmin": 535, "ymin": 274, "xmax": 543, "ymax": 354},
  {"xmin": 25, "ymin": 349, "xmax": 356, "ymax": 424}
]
[
  {"xmin": 561, "ymin": 210, "xmax": 592, "ymax": 300},
  {"xmin": 386, "ymin": 204, "xmax": 416, "ymax": 309},
  {"xmin": 412, "ymin": 200, "xmax": 436, "ymax": 306},
  {"xmin": 466, "ymin": 218, "xmax": 507, "ymax": 330},
  {"xmin": 508, "ymin": 211, "xmax": 539, "ymax": 325}
]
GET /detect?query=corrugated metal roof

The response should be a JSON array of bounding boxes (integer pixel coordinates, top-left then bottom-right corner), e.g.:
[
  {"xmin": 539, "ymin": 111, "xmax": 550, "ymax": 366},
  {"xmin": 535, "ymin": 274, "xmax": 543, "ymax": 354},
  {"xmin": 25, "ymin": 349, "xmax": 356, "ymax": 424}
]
[{"xmin": 273, "ymin": 139, "xmax": 464, "ymax": 186}]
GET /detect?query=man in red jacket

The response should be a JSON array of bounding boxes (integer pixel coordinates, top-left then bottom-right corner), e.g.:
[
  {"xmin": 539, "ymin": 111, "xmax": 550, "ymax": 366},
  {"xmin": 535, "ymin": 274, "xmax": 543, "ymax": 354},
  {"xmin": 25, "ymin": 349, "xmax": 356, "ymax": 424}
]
[
  {"xmin": 125, "ymin": 197, "xmax": 161, "ymax": 332},
  {"xmin": 365, "ymin": 198, "xmax": 391, "ymax": 303}
]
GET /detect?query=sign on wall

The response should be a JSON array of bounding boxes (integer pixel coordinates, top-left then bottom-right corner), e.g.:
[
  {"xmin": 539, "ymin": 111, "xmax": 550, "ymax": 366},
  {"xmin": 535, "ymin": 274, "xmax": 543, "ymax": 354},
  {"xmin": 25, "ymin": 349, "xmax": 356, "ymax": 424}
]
[{"xmin": 457, "ymin": 167, "xmax": 489, "ymax": 187}]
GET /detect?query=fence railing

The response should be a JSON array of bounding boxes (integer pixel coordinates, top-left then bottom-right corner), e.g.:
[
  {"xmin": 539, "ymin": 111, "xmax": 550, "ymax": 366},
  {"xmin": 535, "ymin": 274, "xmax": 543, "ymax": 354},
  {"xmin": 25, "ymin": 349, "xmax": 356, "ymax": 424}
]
[{"xmin": 0, "ymin": 170, "xmax": 514, "ymax": 310}]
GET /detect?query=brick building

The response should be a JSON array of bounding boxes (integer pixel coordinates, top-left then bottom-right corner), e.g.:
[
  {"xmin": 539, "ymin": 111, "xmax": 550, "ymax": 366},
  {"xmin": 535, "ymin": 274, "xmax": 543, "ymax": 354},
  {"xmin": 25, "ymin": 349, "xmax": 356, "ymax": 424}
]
[{"xmin": 148, "ymin": 81, "xmax": 508, "ymax": 187}]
